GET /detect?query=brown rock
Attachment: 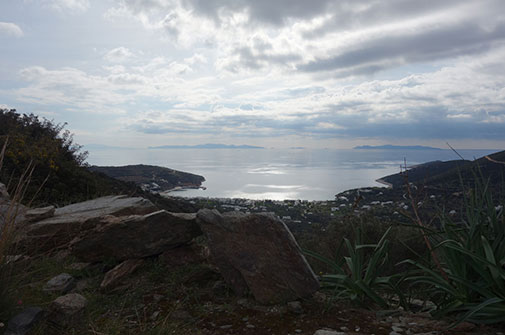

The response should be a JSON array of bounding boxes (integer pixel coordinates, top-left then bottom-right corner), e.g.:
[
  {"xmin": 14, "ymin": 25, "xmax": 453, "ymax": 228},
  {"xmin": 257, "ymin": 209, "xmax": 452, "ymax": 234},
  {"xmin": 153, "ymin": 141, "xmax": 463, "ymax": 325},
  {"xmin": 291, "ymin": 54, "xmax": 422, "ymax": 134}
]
[
  {"xmin": 100, "ymin": 259, "xmax": 144, "ymax": 289},
  {"xmin": 159, "ymin": 244, "xmax": 205, "ymax": 267},
  {"xmin": 196, "ymin": 209, "xmax": 320, "ymax": 305},
  {"xmin": 71, "ymin": 210, "xmax": 202, "ymax": 262},
  {"xmin": 17, "ymin": 195, "xmax": 157, "ymax": 253}
]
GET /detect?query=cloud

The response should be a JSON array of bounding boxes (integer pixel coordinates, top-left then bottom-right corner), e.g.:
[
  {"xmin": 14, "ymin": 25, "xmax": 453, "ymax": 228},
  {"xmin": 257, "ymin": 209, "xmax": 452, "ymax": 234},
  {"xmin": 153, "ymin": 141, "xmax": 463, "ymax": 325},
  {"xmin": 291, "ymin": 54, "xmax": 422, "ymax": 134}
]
[
  {"xmin": 186, "ymin": 0, "xmax": 335, "ymax": 25},
  {"xmin": 105, "ymin": 0, "xmax": 505, "ymax": 78},
  {"xmin": 113, "ymin": 46, "xmax": 505, "ymax": 141},
  {"xmin": 46, "ymin": 0, "xmax": 90, "ymax": 12},
  {"xmin": 0, "ymin": 22, "xmax": 23, "ymax": 37},
  {"xmin": 104, "ymin": 47, "xmax": 135, "ymax": 63},
  {"xmin": 299, "ymin": 21, "xmax": 505, "ymax": 76}
]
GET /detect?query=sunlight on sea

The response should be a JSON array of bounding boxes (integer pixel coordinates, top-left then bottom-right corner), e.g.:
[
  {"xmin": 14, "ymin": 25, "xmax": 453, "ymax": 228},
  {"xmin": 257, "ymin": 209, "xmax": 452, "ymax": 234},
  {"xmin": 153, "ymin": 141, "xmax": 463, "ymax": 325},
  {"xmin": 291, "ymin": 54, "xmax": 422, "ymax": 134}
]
[{"xmin": 86, "ymin": 148, "xmax": 497, "ymax": 200}]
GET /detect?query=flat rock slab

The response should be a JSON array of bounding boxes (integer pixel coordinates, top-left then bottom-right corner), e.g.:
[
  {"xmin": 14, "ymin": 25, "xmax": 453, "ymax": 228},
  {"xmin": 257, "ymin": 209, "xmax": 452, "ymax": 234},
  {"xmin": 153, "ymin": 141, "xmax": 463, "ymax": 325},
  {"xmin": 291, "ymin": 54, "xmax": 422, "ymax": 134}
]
[
  {"xmin": 43, "ymin": 273, "xmax": 75, "ymax": 294},
  {"xmin": 25, "ymin": 206, "xmax": 55, "ymax": 222},
  {"xmin": 5, "ymin": 307, "xmax": 44, "ymax": 335},
  {"xmin": 17, "ymin": 195, "xmax": 157, "ymax": 253},
  {"xmin": 196, "ymin": 209, "xmax": 319, "ymax": 305},
  {"xmin": 101, "ymin": 259, "xmax": 144, "ymax": 290},
  {"xmin": 71, "ymin": 210, "xmax": 202, "ymax": 262}
]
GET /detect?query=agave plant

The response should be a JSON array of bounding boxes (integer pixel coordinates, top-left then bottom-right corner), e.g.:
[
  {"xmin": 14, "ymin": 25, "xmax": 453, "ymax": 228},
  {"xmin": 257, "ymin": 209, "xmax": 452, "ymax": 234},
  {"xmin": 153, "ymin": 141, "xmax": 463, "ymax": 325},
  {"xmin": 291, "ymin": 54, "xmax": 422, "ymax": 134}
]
[
  {"xmin": 305, "ymin": 224, "xmax": 404, "ymax": 308},
  {"xmin": 404, "ymin": 175, "xmax": 505, "ymax": 325}
]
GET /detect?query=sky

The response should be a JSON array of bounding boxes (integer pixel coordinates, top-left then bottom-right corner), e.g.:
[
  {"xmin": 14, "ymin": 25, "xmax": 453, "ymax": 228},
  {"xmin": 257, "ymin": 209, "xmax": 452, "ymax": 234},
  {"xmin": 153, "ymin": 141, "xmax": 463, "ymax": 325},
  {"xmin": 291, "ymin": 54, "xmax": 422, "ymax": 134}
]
[{"xmin": 1, "ymin": 0, "xmax": 505, "ymax": 150}]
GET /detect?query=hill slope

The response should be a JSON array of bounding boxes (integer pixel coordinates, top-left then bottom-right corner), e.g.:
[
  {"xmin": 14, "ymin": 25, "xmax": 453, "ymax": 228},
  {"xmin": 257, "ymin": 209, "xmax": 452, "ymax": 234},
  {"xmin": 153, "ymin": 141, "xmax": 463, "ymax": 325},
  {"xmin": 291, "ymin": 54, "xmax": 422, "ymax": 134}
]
[
  {"xmin": 88, "ymin": 165, "xmax": 205, "ymax": 192},
  {"xmin": 380, "ymin": 149, "xmax": 505, "ymax": 195}
]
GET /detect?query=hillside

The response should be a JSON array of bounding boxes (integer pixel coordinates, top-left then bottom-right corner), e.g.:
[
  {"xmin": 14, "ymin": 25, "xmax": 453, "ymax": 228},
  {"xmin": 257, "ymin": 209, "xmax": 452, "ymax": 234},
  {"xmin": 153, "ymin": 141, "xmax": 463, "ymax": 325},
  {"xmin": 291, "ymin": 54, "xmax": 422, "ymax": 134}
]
[
  {"xmin": 88, "ymin": 164, "xmax": 205, "ymax": 192},
  {"xmin": 380, "ymin": 149, "xmax": 505, "ymax": 193}
]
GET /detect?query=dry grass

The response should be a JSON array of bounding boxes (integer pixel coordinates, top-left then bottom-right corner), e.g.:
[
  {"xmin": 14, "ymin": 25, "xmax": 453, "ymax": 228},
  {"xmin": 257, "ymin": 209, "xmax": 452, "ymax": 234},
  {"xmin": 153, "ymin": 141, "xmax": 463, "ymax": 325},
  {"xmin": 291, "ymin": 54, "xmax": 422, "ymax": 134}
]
[{"xmin": 0, "ymin": 136, "xmax": 36, "ymax": 320}]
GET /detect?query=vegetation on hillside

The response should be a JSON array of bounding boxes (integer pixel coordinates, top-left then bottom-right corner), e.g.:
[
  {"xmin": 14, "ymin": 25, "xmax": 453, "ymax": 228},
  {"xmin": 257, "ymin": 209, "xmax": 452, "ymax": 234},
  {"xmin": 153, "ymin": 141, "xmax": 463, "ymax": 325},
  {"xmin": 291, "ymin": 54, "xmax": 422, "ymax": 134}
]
[
  {"xmin": 89, "ymin": 164, "xmax": 205, "ymax": 191},
  {"xmin": 0, "ymin": 109, "xmax": 140, "ymax": 206}
]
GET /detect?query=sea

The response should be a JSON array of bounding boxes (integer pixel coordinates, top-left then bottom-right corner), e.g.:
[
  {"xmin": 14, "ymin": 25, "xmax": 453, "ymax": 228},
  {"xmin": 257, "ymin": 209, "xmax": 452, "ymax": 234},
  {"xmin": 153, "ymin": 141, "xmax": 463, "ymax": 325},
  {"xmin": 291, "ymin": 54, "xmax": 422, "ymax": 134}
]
[{"xmin": 86, "ymin": 147, "xmax": 498, "ymax": 201}]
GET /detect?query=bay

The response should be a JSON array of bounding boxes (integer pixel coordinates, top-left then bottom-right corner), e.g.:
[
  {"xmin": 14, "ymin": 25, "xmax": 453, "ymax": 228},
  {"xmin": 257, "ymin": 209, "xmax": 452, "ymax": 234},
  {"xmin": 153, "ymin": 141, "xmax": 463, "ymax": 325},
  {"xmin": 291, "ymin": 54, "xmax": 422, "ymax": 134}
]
[{"xmin": 86, "ymin": 147, "xmax": 497, "ymax": 201}]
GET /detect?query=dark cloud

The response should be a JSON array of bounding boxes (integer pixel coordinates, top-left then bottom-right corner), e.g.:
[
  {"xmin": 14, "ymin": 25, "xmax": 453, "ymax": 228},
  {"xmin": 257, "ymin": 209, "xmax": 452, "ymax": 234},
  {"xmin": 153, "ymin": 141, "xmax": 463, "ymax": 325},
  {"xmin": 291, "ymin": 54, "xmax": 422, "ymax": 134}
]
[
  {"xmin": 299, "ymin": 21, "xmax": 505, "ymax": 74},
  {"xmin": 187, "ymin": 0, "xmax": 334, "ymax": 25}
]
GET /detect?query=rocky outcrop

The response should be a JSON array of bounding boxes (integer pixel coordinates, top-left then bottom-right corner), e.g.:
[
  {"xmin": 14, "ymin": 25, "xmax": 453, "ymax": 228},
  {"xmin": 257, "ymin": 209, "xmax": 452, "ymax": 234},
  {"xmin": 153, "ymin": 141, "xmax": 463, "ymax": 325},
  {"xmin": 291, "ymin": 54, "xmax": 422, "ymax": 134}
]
[
  {"xmin": 17, "ymin": 195, "xmax": 157, "ymax": 253},
  {"xmin": 159, "ymin": 244, "xmax": 206, "ymax": 268},
  {"xmin": 70, "ymin": 210, "xmax": 201, "ymax": 262},
  {"xmin": 196, "ymin": 209, "xmax": 320, "ymax": 304}
]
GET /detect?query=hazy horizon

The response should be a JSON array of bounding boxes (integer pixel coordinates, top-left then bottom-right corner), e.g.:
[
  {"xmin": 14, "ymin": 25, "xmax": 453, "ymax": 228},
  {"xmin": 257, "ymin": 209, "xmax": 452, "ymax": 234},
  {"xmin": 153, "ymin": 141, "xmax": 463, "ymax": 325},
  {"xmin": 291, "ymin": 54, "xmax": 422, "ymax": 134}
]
[{"xmin": 1, "ymin": 1, "xmax": 505, "ymax": 150}]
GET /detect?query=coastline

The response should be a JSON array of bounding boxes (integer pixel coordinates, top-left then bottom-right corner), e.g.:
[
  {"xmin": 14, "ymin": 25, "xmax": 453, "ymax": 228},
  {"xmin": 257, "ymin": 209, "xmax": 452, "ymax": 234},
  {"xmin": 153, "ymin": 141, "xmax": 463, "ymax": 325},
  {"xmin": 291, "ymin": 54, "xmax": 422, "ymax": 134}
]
[{"xmin": 375, "ymin": 178, "xmax": 393, "ymax": 188}]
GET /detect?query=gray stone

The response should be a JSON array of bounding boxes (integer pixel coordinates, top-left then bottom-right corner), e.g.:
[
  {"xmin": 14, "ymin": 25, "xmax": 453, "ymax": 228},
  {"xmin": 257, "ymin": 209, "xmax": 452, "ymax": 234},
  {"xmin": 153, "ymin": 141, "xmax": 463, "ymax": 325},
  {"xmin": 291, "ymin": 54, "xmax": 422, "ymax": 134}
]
[
  {"xmin": 71, "ymin": 210, "xmax": 201, "ymax": 262},
  {"xmin": 66, "ymin": 262, "xmax": 91, "ymax": 271},
  {"xmin": 6, "ymin": 307, "xmax": 44, "ymax": 335},
  {"xmin": 287, "ymin": 301, "xmax": 303, "ymax": 314},
  {"xmin": 100, "ymin": 259, "xmax": 144, "ymax": 289},
  {"xmin": 0, "ymin": 200, "xmax": 28, "ymax": 231},
  {"xmin": 25, "ymin": 206, "xmax": 55, "ymax": 223},
  {"xmin": 49, "ymin": 293, "xmax": 87, "ymax": 327},
  {"xmin": 43, "ymin": 273, "xmax": 75, "ymax": 293},
  {"xmin": 313, "ymin": 330, "xmax": 345, "ymax": 335},
  {"xmin": 17, "ymin": 195, "xmax": 157, "ymax": 253},
  {"xmin": 197, "ymin": 209, "xmax": 319, "ymax": 305},
  {"xmin": 0, "ymin": 182, "xmax": 9, "ymax": 199}
]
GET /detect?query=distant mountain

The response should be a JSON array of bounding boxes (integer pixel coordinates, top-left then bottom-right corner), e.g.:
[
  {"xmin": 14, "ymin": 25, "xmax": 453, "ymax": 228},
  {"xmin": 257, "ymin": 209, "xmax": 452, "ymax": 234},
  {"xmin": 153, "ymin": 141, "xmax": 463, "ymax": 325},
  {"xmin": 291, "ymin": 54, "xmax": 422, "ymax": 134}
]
[
  {"xmin": 89, "ymin": 165, "xmax": 205, "ymax": 192},
  {"xmin": 83, "ymin": 144, "xmax": 133, "ymax": 150},
  {"xmin": 354, "ymin": 145, "xmax": 442, "ymax": 150},
  {"xmin": 149, "ymin": 143, "xmax": 264, "ymax": 149}
]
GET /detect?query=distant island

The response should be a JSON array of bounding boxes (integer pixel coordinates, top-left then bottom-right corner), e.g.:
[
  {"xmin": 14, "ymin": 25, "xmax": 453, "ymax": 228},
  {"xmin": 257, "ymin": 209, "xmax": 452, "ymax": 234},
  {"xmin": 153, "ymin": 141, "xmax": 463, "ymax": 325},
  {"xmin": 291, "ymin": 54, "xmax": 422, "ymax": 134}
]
[
  {"xmin": 354, "ymin": 144, "xmax": 443, "ymax": 150},
  {"xmin": 149, "ymin": 143, "xmax": 264, "ymax": 149},
  {"xmin": 89, "ymin": 164, "xmax": 205, "ymax": 193}
]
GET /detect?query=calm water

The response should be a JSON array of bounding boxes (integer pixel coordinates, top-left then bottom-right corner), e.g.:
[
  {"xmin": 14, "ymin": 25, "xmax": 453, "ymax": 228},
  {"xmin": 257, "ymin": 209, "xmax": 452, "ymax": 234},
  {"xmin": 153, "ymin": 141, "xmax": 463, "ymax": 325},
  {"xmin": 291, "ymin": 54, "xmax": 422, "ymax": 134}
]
[{"xmin": 86, "ymin": 148, "xmax": 497, "ymax": 200}]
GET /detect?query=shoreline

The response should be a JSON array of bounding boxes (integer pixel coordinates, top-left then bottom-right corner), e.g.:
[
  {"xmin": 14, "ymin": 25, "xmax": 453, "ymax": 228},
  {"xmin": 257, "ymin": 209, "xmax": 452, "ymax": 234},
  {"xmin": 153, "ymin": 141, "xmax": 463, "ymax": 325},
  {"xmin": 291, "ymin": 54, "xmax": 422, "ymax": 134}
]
[{"xmin": 375, "ymin": 178, "xmax": 393, "ymax": 188}]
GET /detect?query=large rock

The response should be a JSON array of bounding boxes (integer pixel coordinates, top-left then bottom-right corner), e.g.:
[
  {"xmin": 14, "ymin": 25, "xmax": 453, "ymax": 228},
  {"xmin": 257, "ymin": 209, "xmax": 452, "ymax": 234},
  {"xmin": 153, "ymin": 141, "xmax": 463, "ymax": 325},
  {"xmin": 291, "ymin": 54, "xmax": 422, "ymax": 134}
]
[
  {"xmin": 17, "ymin": 195, "xmax": 157, "ymax": 253},
  {"xmin": 70, "ymin": 210, "xmax": 202, "ymax": 262},
  {"xmin": 196, "ymin": 209, "xmax": 320, "ymax": 305}
]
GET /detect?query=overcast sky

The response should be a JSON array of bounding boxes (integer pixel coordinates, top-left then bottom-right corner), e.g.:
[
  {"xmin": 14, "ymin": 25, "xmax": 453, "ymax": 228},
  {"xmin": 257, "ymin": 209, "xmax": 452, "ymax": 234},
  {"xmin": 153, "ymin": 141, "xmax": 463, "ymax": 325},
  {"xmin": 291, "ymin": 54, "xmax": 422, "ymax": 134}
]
[{"xmin": 1, "ymin": 0, "xmax": 505, "ymax": 149}]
